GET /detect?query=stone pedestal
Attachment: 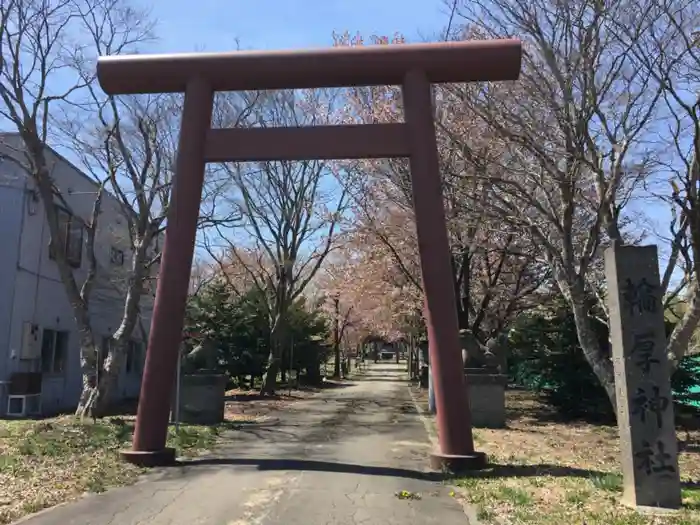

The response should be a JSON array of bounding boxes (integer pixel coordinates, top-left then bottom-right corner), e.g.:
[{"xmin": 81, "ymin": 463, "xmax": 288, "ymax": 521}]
[
  {"xmin": 605, "ymin": 243, "xmax": 681, "ymax": 509},
  {"xmin": 465, "ymin": 369, "xmax": 507, "ymax": 428},
  {"xmin": 173, "ymin": 373, "xmax": 227, "ymax": 425}
]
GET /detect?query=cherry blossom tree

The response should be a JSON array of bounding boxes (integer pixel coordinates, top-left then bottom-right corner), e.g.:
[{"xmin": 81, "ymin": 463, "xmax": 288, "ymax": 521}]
[{"xmin": 332, "ymin": 31, "xmax": 550, "ymax": 345}]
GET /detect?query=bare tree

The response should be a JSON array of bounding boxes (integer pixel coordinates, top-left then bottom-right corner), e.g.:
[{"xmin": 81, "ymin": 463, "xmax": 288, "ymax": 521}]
[
  {"xmin": 64, "ymin": 93, "xmax": 175, "ymax": 416},
  {"xmin": 448, "ymin": 0, "xmax": 673, "ymax": 405},
  {"xmin": 190, "ymin": 257, "xmax": 216, "ymax": 296},
  {"xmin": 204, "ymin": 89, "xmax": 349, "ymax": 394},
  {"xmin": 0, "ymin": 0, "xmax": 152, "ymax": 415},
  {"xmin": 612, "ymin": 0, "xmax": 700, "ymax": 365},
  {"xmin": 64, "ymin": 77, "xmax": 259, "ymax": 414}
]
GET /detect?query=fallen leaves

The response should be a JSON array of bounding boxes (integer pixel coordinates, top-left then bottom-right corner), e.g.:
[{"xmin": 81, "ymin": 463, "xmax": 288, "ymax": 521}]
[
  {"xmin": 0, "ymin": 410, "xmax": 258, "ymax": 525},
  {"xmin": 0, "ymin": 417, "xmax": 141, "ymax": 524},
  {"xmin": 224, "ymin": 388, "xmax": 315, "ymax": 418},
  {"xmin": 395, "ymin": 490, "xmax": 422, "ymax": 500}
]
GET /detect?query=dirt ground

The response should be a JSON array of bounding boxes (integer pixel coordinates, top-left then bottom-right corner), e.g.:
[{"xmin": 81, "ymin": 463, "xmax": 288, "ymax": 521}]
[{"xmin": 224, "ymin": 386, "xmax": 318, "ymax": 418}]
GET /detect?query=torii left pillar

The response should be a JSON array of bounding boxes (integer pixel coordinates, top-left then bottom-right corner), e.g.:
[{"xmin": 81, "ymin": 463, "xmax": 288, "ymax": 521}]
[{"xmin": 122, "ymin": 78, "xmax": 214, "ymax": 465}]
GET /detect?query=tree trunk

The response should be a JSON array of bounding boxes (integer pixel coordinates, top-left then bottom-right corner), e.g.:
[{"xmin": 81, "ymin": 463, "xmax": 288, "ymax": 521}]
[
  {"xmin": 333, "ymin": 344, "xmax": 341, "ymax": 378},
  {"xmin": 568, "ymin": 280, "xmax": 617, "ymax": 409},
  {"xmin": 75, "ymin": 247, "xmax": 147, "ymax": 417},
  {"xmin": 93, "ymin": 341, "xmax": 127, "ymax": 416},
  {"xmin": 332, "ymin": 297, "xmax": 341, "ymax": 378},
  {"xmin": 76, "ymin": 336, "xmax": 131, "ymax": 418},
  {"xmin": 260, "ymin": 314, "xmax": 285, "ymax": 395},
  {"xmin": 407, "ymin": 341, "xmax": 412, "ymax": 374},
  {"xmin": 260, "ymin": 351, "xmax": 280, "ymax": 395},
  {"xmin": 25, "ymin": 148, "xmax": 100, "ymax": 420},
  {"xmin": 667, "ymin": 281, "xmax": 700, "ymax": 368}
]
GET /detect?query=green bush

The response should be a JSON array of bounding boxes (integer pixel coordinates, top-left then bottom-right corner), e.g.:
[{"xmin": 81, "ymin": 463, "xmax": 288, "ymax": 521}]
[
  {"xmin": 673, "ymin": 354, "xmax": 700, "ymax": 408},
  {"xmin": 184, "ymin": 281, "xmax": 330, "ymax": 386},
  {"xmin": 508, "ymin": 304, "xmax": 700, "ymax": 421}
]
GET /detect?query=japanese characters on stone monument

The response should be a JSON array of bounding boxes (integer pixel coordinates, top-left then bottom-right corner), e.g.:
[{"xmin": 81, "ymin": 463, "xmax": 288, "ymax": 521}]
[{"xmin": 604, "ymin": 243, "xmax": 681, "ymax": 509}]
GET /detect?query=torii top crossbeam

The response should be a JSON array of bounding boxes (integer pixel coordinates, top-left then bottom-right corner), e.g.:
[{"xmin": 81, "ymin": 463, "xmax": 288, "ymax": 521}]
[{"xmin": 97, "ymin": 39, "xmax": 522, "ymax": 95}]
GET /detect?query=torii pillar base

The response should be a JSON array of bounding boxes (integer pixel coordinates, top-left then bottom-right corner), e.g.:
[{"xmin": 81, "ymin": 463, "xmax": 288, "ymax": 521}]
[
  {"xmin": 430, "ymin": 452, "xmax": 488, "ymax": 474},
  {"xmin": 120, "ymin": 447, "xmax": 177, "ymax": 468}
]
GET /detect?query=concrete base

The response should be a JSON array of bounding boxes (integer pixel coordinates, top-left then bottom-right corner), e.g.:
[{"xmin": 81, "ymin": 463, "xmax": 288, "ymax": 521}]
[
  {"xmin": 429, "ymin": 451, "xmax": 488, "ymax": 473},
  {"xmin": 120, "ymin": 447, "xmax": 177, "ymax": 467},
  {"xmin": 465, "ymin": 371, "xmax": 507, "ymax": 428},
  {"xmin": 621, "ymin": 499, "xmax": 681, "ymax": 514}
]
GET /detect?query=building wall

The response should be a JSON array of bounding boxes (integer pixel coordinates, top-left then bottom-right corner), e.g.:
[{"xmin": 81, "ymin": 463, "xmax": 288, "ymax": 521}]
[
  {"xmin": 0, "ymin": 135, "xmax": 155, "ymax": 414},
  {"xmin": 0, "ymin": 166, "xmax": 24, "ymax": 393}
]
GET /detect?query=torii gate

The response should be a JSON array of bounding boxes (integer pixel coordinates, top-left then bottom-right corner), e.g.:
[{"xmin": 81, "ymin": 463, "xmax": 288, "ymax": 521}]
[{"xmin": 96, "ymin": 39, "xmax": 522, "ymax": 471}]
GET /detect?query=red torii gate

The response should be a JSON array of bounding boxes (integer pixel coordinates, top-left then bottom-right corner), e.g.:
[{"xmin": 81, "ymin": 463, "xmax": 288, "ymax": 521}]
[{"xmin": 96, "ymin": 39, "xmax": 522, "ymax": 471}]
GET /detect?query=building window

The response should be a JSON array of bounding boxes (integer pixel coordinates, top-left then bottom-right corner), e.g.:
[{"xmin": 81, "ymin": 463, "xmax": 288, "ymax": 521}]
[
  {"xmin": 49, "ymin": 207, "xmax": 83, "ymax": 268},
  {"xmin": 41, "ymin": 329, "xmax": 68, "ymax": 374},
  {"xmin": 126, "ymin": 341, "xmax": 143, "ymax": 375},
  {"xmin": 110, "ymin": 247, "xmax": 125, "ymax": 266}
]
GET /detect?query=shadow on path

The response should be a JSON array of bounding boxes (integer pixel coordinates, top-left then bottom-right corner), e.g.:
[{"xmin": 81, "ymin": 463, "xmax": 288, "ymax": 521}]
[
  {"xmin": 359, "ymin": 365, "xmax": 404, "ymax": 373},
  {"xmin": 462, "ymin": 463, "xmax": 610, "ymax": 480},
  {"xmin": 461, "ymin": 463, "xmax": 700, "ymax": 490},
  {"xmin": 353, "ymin": 377, "xmax": 410, "ymax": 383},
  {"xmin": 173, "ymin": 457, "xmax": 445, "ymax": 482}
]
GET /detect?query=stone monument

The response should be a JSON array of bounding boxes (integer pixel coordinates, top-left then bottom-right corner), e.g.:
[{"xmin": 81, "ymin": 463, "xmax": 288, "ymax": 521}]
[{"xmin": 605, "ymin": 243, "xmax": 681, "ymax": 509}]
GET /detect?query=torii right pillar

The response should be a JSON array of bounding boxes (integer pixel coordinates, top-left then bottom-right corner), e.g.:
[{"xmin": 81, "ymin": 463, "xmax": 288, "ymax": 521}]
[{"xmin": 403, "ymin": 70, "xmax": 486, "ymax": 471}]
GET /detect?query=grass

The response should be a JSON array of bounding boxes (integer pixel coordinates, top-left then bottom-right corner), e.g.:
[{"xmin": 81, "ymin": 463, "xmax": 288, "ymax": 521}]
[
  {"xmin": 0, "ymin": 411, "xmax": 264, "ymax": 524},
  {"xmin": 413, "ymin": 387, "xmax": 700, "ymax": 525}
]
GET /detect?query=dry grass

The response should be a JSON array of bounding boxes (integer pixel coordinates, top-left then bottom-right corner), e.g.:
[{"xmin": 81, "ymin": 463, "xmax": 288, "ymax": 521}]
[
  {"xmin": 0, "ymin": 389, "xmax": 304, "ymax": 525},
  {"xmin": 413, "ymin": 387, "xmax": 700, "ymax": 524},
  {"xmin": 0, "ymin": 417, "xmax": 223, "ymax": 524}
]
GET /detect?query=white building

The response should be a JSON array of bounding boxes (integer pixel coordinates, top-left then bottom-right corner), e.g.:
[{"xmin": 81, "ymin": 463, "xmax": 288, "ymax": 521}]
[{"xmin": 0, "ymin": 133, "xmax": 156, "ymax": 415}]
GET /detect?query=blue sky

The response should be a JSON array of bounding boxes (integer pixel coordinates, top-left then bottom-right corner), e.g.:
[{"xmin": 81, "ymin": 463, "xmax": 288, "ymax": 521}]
[
  {"xmin": 4, "ymin": 0, "xmax": 677, "ymax": 272},
  {"xmin": 146, "ymin": 0, "xmax": 448, "ymax": 53},
  {"xmin": 142, "ymin": 0, "xmax": 452, "ymax": 258}
]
